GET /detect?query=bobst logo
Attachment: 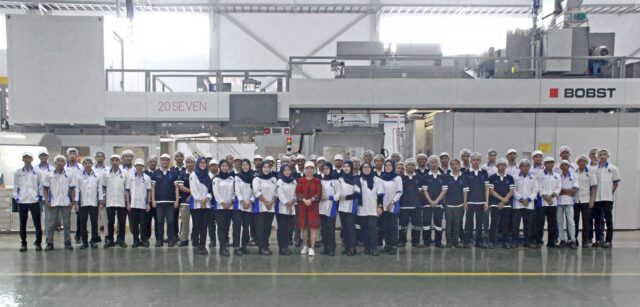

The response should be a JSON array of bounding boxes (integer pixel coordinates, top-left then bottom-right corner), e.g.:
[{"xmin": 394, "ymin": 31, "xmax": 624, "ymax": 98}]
[{"xmin": 549, "ymin": 87, "xmax": 616, "ymax": 98}]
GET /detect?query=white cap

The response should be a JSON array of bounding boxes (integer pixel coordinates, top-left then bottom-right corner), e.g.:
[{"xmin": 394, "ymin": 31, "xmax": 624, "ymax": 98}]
[
  {"xmin": 560, "ymin": 159, "xmax": 571, "ymax": 166},
  {"xmin": 405, "ymin": 158, "xmax": 417, "ymax": 165},
  {"xmin": 121, "ymin": 149, "xmax": 134, "ymax": 157},
  {"xmin": 296, "ymin": 154, "xmax": 305, "ymax": 160},
  {"xmin": 496, "ymin": 158, "xmax": 508, "ymax": 166},
  {"xmin": 532, "ymin": 150, "xmax": 543, "ymax": 157},
  {"xmin": 309, "ymin": 154, "xmax": 318, "ymax": 160},
  {"xmin": 209, "ymin": 159, "xmax": 219, "ymax": 166},
  {"xmin": 598, "ymin": 148, "xmax": 610, "ymax": 155},
  {"xmin": 81, "ymin": 157, "xmax": 93, "ymax": 164},
  {"xmin": 416, "ymin": 153, "xmax": 428, "ymax": 159},
  {"xmin": 518, "ymin": 159, "xmax": 531, "ymax": 166},
  {"xmin": 134, "ymin": 158, "xmax": 145, "ymax": 166},
  {"xmin": 66, "ymin": 147, "xmax": 78, "ymax": 155},
  {"xmin": 37, "ymin": 149, "xmax": 49, "ymax": 157},
  {"xmin": 334, "ymin": 154, "xmax": 344, "ymax": 161},
  {"xmin": 204, "ymin": 153, "xmax": 213, "ymax": 159},
  {"xmin": 543, "ymin": 156, "xmax": 555, "ymax": 163},
  {"xmin": 559, "ymin": 146, "xmax": 571, "ymax": 154},
  {"xmin": 253, "ymin": 155, "xmax": 263, "ymax": 160},
  {"xmin": 22, "ymin": 151, "xmax": 33, "ymax": 158},
  {"xmin": 53, "ymin": 155, "xmax": 66, "ymax": 163},
  {"xmin": 304, "ymin": 161, "xmax": 315, "ymax": 169},
  {"xmin": 185, "ymin": 155, "xmax": 196, "ymax": 162},
  {"xmin": 110, "ymin": 154, "xmax": 121, "ymax": 160},
  {"xmin": 506, "ymin": 148, "xmax": 518, "ymax": 155},
  {"xmin": 265, "ymin": 156, "xmax": 275, "ymax": 162},
  {"xmin": 317, "ymin": 156, "xmax": 326, "ymax": 161},
  {"xmin": 575, "ymin": 155, "xmax": 589, "ymax": 163},
  {"xmin": 439, "ymin": 152, "xmax": 450, "ymax": 157},
  {"xmin": 459, "ymin": 148, "xmax": 471, "ymax": 156},
  {"xmin": 160, "ymin": 153, "xmax": 171, "ymax": 159}
]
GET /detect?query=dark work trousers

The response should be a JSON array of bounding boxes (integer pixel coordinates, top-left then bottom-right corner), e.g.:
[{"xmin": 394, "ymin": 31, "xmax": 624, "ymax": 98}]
[
  {"xmin": 19, "ymin": 202, "xmax": 42, "ymax": 245},
  {"xmin": 356, "ymin": 215, "xmax": 365, "ymax": 244},
  {"xmin": 233, "ymin": 210, "xmax": 252, "ymax": 248},
  {"xmin": 79, "ymin": 206, "xmax": 99, "ymax": 244},
  {"xmin": 155, "ymin": 203, "xmax": 175, "ymax": 243},
  {"xmin": 594, "ymin": 201, "xmax": 614, "ymax": 243},
  {"xmin": 128, "ymin": 208, "xmax": 148, "ymax": 243},
  {"xmin": 380, "ymin": 212, "xmax": 398, "ymax": 248},
  {"xmin": 536, "ymin": 206, "xmax": 558, "ymax": 246},
  {"xmin": 445, "ymin": 206, "xmax": 464, "ymax": 245},
  {"xmin": 145, "ymin": 207, "xmax": 157, "ymax": 243},
  {"xmin": 215, "ymin": 210, "xmax": 233, "ymax": 249},
  {"xmin": 398, "ymin": 208, "xmax": 421, "ymax": 244},
  {"xmin": 511, "ymin": 209, "xmax": 534, "ymax": 244},
  {"xmin": 292, "ymin": 204, "xmax": 301, "ymax": 244},
  {"xmin": 574, "ymin": 202, "xmax": 593, "ymax": 244},
  {"xmin": 208, "ymin": 209, "xmax": 217, "ymax": 246},
  {"xmin": 489, "ymin": 207, "xmax": 512, "ymax": 244},
  {"xmin": 339, "ymin": 212, "xmax": 356, "ymax": 252},
  {"xmin": 320, "ymin": 215, "xmax": 337, "ymax": 253},
  {"xmin": 107, "ymin": 207, "xmax": 127, "ymax": 242},
  {"xmin": 363, "ymin": 216, "xmax": 378, "ymax": 251},
  {"xmin": 276, "ymin": 213, "xmax": 294, "ymax": 250},
  {"xmin": 465, "ymin": 204, "xmax": 485, "ymax": 244},
  {"xmin": 532, "ymin": 206, "xmax": 544, "ymax": 244},
  {"xmin": 250, "ymin": 214, "xmax": 258, "ymax": 242},
  {"xmin": 256, "ymin": 212, "xmax": 274, "ymax": 250},
  {"xmin": 423, "ymin": 206, "xmax": 444, "ymax": 244},
  {"xmin": 191, "ymin": 209, "xmax": 210, "ymax": 247},
  {"xmin": 74, "ymin": 210, "xmax": 81, "ymax": 240},
  {"xmin": 173, "ymin": 207, "xmax": 180, "ymax": 240}
]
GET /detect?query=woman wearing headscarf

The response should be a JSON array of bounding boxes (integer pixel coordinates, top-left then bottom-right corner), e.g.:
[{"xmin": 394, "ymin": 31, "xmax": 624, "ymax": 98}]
[
  {"xmin": 189, "ymin": 157, "xmax": 214, "ymax": 255},
  {"xmin": 233, "ymin": 159, "xmax": 254, "ymax": 256},
  {"xmin": 338, "ymin": 161, "xmax": 360, "ymax": 256},
  {"xmin": 252, "ymin": 162, "xmax": 278, "ymax": 255},
  {"xmin": 379, "ymin": 159, "xmax": 403, "ymax": 255},
  {"xmin": 296, "ymin": 161, "xmax": 322, "ymax": 256},
  {"xmin": 318, "ymin": 162, "xmax": 341, "ymax": 256},
  {"xmin": 276, "ymin": 164, "xmax": 297, "ymax": 255},
  {"xmin": 358, "ymin": 162, "xmax": 384, "ymax": 256},
  {"xmin": 212, "ymin": 160, "xmax": 235, "ymax": 257}
]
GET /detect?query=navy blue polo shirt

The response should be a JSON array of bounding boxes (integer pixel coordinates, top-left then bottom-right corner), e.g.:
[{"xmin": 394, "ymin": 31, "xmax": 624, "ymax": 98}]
[
  {"xmin": 465, "ymin": 168, "xmax": 489, "ymax": 204},
  {"xmin": 488, "ymin": 173, "xmax": 515, "ymax": 206},
  {"xmin": 178, "ymin": 170, "xmax": 191, "ymax": 204},
  {"xmin": 438, "ymin": 167, "xmax": 452, "ymax": 176},
  {"xmin": 422, "ymin": 171, "xmax": 448, "ymax": 205},
  {"xmin": 445, "ymin": 173, "xmax": 469, "ymax": 206},
  {"xmin": 400, "ymin": 174, "xmax": 423, "ymax": 208},
  {"xmin": 151, "ymin": 169, "xmax": 179, "ymax": 202},
  {"xmin": 415, "ymin": 168, "xmax": 428, "ymax": 177}
]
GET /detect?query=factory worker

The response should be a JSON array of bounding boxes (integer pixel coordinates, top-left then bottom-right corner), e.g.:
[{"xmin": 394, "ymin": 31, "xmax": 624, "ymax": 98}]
[
  {"xmin": 253, "ymin": 155, "xmax": 263, "ymax": 170},
  {"xmin": 573, "ymin": 155, "xmax": 597, "ymax": 248},
  {"xmin": 488, "ymin": 158, "xmax": 515, "ymax": 249},
  {"xmin": 459, "ymin": 148, "xmax": 471, "ymax": 172},
  {"xmin": 511, "ymin": 159, "xmax": 538, "ymax": 248},
  {"xmin": 358, "ymin": 162, "xmax": 384, "ymax": 256},
  {"xmin": 390, "ymin": 152, "xmax": 403, "ymax": 164},
  {"xmin": 362, "ymin": 150, "xmax": 374, "ymax": 165},
  {"xmin": 102, "ymin": 154, "xmax": 128, "ymax": 248},
  {"xmin": 14, "ymin": 152, "xmax": 43, "ymax": 252},
  {"xmin": 588, "ymin": 148, "xmax": 599, "ymax": 169},
  {"xmin": 333, "ymin": 154, "xmax": 344, "ymax": 175},
  {"xmin": 557, "ymin": 160, "xmax": 579, "ymax": 249},
  {"xmin": 439, "ymin": 152, "xmax": 451, "ymax": 175},
  {"xmin": 422, "ymin": 155, "xmax": 447, "ymax": 248},
  {"xmin": 65, "ymin": 147, "xmax": 82, "ymax": 244},
  {"xmin": 593, "ymin": 149, "xmax": 620, "ymax": 248},
  {"xmin": 93, "ymin": 151, "xmax": 108, "ymax": 243},
  {"xmin": 395, "ymin": 162, "xmax": 405, "ymax": 176},
  {"xmin": 36, "ymin": 149, "xmax": 53, "ymax": 239},
  {"xmin": 233, "ymin": 157, "xmax": 242, "ymax": 174},
  {"xmin": 554, "ymin": 146, "xmax": 578, "ymax": 174},
  {"xmin": 315, "ymin": 156, "xmax": 326, "ymax": 175},
  {"xmin": 373, "ymin": 154, "xmax": 385, "ymax": 177},
  {"xmin": 505, "ymin": 149, "xmax": 519, "ymax": 179},
  {"xmin": 399, "ymin": 158, "xmax": 422, "ymax": 248},
  {"xmin": 318, "ymin": 162, "xmax": 341, "ymax": 256},
  {"xmin": 379, "ymin": 159, "xmax": 403, "ymax": 254},
  {"xmin": 93, "ymin": 151, "xmax": 108, "ymax": 177},
  {"xmin": 338, "ymin": 161, "xmax": 360, "ymax": 256},
  {"xmin": 444, "ymin": 159, "xmax": 468, "ymax": 248},
  {"xmin": 176, "ymin": 155, "xmax": 196, "ymax": 247},
  {"xmin": 172, "ymin": 151, "xmax": 186, "ymax": 173},
  {"xmin": 351, "ymin": 157, "xmax": 362, "ymax": 176},
  {"xmin": 233, "ymin": 159, "xmax": 255, "ymax": 256},
  {"xmin": 530, "ymin": 150, "xmax": 544, "ymax": 176},
  {"xmin": 536, "ymin": 157, "xmax": 562, "ymax": 248},
  {"xmin": 150, "ymin": 153, "xmax": 180, "ymax": 247},
  {"xmin": 225, "ymin": 154, "xmax": 235, "ymax": 169},
  {"xmin": 294, "ymin": 155, "xmax": 306, "ymax": 177},
  {"xmin": 296, "ymin": 161, "xmax": 322, "ymax": 256},
  {"xmin": 463, "ymin": 152, "xmax": 490, "ymax": 249},
  {"xmin": 265, "ymin": 156, "xmax": 276, "ymax": 169},
  {"xmin": 170, "ymin": 151, "xmax": 186, "ymax": 242},
  {"xmin": 482, "ymin": 149, "xmax": 498, "ymax": 177},
  {"xmin": 125, "ymin": 159, "xmax": 151, "ymax": 248},
  {"xmin": 291, "ymin": 155, "xmax": 307, "ymax": 247},
  {"xmin": 76, "ymin": 157, "xmax": 103, "ymax": 249},
  {"xmin": 43, "ymin": 155, "xmax": 76, "ymax": 251},
  {"xmin": 190, "ymin": 157, "xmax": 214, "ymax": 256},
  {"xmin": 207, "ymin": 159, "xmax": 219, "ymax": 248},
  {"xmin": 213, "ymin": 160, "xmax": 235, "ymax": 257},
  {"xmin": 204, "ymin": 153, "xmax": 213, "ymax": 165},
  {"xmin": 416, "ymin": 153, "xmax": 428, "ymax": 176},
  {"xmin": 253, "ymin": 162, "xmax": 278, "ymax": 255},
  {"xmin": 144, "ymin": 156, "xmax": 159, "ymax": 242},
  {"xmin": 276, "ymin": 164, "xmax": 297, "ymax": 255}
]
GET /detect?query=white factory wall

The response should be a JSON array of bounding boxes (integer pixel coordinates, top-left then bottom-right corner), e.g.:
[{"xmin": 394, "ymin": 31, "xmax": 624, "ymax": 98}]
[
  {"xmin": 56, "ymin": 135, "xmax": 161, "ymax": 163},
  {"xmin": 433, "ymin": 112, "xmax": 640, "ymax": 229}
]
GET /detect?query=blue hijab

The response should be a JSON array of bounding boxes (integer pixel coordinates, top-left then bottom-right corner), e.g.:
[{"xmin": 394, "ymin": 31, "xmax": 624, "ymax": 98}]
[
  {"xmin": 195, "ymin": 157, "xmax": 212, "ymax": 193},
  {"xmin": 278, "ymin": 164, "xmax": 296, "ymax": 184},
  {"xmin": 380, "ymin": 159, "xmax": 398, "ymax": 181}
]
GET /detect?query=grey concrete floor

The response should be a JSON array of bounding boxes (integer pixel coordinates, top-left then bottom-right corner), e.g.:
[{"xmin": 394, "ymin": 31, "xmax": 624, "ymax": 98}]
[{"xmin": 2, "ymin": 232, "xmax": 640, "ymax": 306}]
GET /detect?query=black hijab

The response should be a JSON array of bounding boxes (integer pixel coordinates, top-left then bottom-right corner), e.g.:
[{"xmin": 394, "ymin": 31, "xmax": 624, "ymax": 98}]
[
  {"xmin": 360, "ymin": 162, "xmax": 375, "ymax": 190},
  {"xmin": 319, "ymin": 162, "xmax": 336, "ymax": 181},
  {"xmin": 340, "ymin": 161, "xmax": 358, "ymax": 186},
  {"xmin": 380, "ymin": 159, "xmax": 398, "ymax": 181},
  {"xmin": 256, "ymin": 162, "xmax": 276, "ymax": 180},
  {"xmin": 216, "ymin": 160, "xmax": 232, "ymax": 180},
  {"xmin": 278, "ymin": 164, "xmax": 296, "ymax": 184},
  {"xmin": 195, "ymin": 157, "xmax": 213, "ymax": 193},
  {"xmin": 236, "ymin": 159, "xmax": 255, "ymax": 184}
]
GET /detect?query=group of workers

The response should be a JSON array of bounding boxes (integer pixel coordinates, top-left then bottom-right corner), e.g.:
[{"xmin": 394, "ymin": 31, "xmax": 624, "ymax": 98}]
[{"xmin": 13, "ymin": 145, "xmax": 620, "ymax": 256}]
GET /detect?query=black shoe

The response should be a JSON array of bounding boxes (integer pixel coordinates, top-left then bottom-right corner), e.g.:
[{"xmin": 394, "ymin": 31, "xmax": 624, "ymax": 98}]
[
  {"xmin": 194, "ymin": 247, "xmax": 208, "ymax": 255},
  {"xmin": 388, "ymin": 247, "xmax": 397, "ymax": 255},
  {"xmin": 503, "ymin": 243, "xmax": 512, "ymax": 249},
  {"xmin": 381, "ymin": 246, "xmax": 391, "ymax": 253},
  {"xmin": 132, "ymin": 241, "xmax": 141, "ymax": 248},
  {"xmin": 347, "ymin": 249, "xmax": 356, "ymax": 256},
  {"xmin": 558, "ymin": 241, "xmax": 567, "ymax": 248},
  {"xmin": 445, "ymin": 243, "xmax": 453, "ymax": 248},
  {"xmin": 602, "ymin": 242, "xmax": 612, "ymax": 249},
  {"xmin": 79, "ymin": 243, "xmax": 89, "ymax": 250},
  {"xmin": 64, "ymin": 243, "xmax": 74, "ymax": 251},
  {"xmin": 104, "ymin": 240, "xmax": 115, "ymax": 248},
  {"xmin": 454, "ymin": 243, "xmax": 463, "ymax": 248},
  {"xmin": 19, "ymin": 244, "xmax": 27, "ymax": 252},
  {"xmin": 209, "ymin": 242, "xmax": 216, "ymax": 248},
  {"xmin": 569, "ymin": 241, "xmax": 578, "ymax": 249},
  {"xmin": 279, "ymin": 249, "xmax": 288, "ymax": 256},
  {"xmin": 370, "ymin": 248, "xmax": 380, "ymax": 256},
  {"xmin": 258, "ymin": 248, "xmax": 272, "ymax": 255},
  {"xmin": 94, "ymin": 237, "xmax": 102, "ymax": 243},
  {"xmin": 477, "ymin": 242, "xmax": 488, "ymax": 249},
  {"xmin": 116, "ymin": 241, "xmax": 128, "ymax": 248},
  {"xmin": 45, "ymin": 244, "xmax": 54, "ymax": 252},
  {"xmin": 487, "ymin": 243, "xmax": 495, "ymax": 249},
  {"xmin": 398, "ymin": 242, "xmax": 406, "ymax": 248},
  {"xmin": 155, "ymin": 241, "xmax": 163, "ymax": 248},
  {"xmin": 247, "ymin": 240, "xmax": 257, "ymax": 247},
  {"xmin": 220, "ymin": 248, "xmax": 231, "ymax": 257},
  {"xmin": 240, "ymin": 247, "xmax": 249, "ymax": 254},
  {"xmin": 178, "ymin": 241, "xmax": 189, "ymax": 247},
  {"xmin": 167, "ymin": 241, "xmax": 176, "ymax": 247},
  {"xmin": 141, "ymin": 241, "xmax": 150, "ymax": 248},
  {"xmin": 547, "ymin": 243, "xmax": 559, "ymax": 249},
  {"xmin": 75, "ymin": 237, "xmax": 81, "ymax": 244},
  {"xmin": 294, "ymin": 241, "xmax": 301, "ymax": 248},
  {"xmin": 234, "ymin": 248, "xmax": 243, "ymax": 256},
  {"xmin": 463, "ymin": 243, "xmax": 472, "ymax": 249},
  {"xmin": 90, "ymin": 242, "xmax": 98, "ymax": 249},
  {"xmin": 364, "ymin": 248, "xmax": 371, "ymax": 255},
  {"xmin": 35, "ymin": 244, "xmax": 42, "ymax": 251},
  {"xmin": 328, "ymin": 251, "xmax": 335, "ymax": 256},
  {"xmin": 593, "ymin": 241, "xmax": 602, "ymax": 248},
  {"xmin": 434, "ymin": 242, "xmax": 444, "ymax": 248}
]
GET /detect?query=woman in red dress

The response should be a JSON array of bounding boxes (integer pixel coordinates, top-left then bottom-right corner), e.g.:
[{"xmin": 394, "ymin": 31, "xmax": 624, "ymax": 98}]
[{"xmin": 296, "ymin": 161, "xmax": 322, "ymax": 256}]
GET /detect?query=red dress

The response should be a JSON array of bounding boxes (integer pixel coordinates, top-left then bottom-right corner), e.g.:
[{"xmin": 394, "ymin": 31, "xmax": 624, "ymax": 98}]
[{"xmin": 296, "ymin": 176, "xmax": 322, "ymax": 229}]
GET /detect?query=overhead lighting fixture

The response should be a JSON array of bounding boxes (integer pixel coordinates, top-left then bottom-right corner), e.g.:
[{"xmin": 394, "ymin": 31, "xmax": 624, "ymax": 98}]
[
  {"xmin": 0, "ymin": 133, "xmax": 26, "ymax": 139},
  {"xmin": 407, "ymin": 109, "xmax": 418, "ymax": 115},
  {"xmin": 210, "ymin": 136, "xmax": 218, "ymax": 143}
]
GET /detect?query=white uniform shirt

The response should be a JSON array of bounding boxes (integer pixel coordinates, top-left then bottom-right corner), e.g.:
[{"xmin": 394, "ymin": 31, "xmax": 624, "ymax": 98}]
[
  {"xmin": 43, "ymin": 170, "xmax": 75, "ymax": 207},
  {"xmin": 482, "ymin": 162, "xmax": 498, "ymax": 177},
  {"xmin": 513, "ymin": 172, "xmax": 538, "ymax": 210},
  {"xmin": 530, "ymin": 164, "xmax": 544, "ymax": 177},
  {"xmin": 253, "ymin": 176, "xmax": 277, "ymax": 213},
  {"xmin": 553, "ymin": 162, "xmax": 578, "ymax": 175},
  {"xmin": 276, "ymin": 179, "xmax": 297, "ymax": 215},
  {"xmin": 358, "ymin": 176, "xmax": 384, "ymax": 217},
  {"xmin": 102, "ymin": 168, "xmax": 127, "ymax": 208},
  {"xmin": 234, "ymin": 177, "xmax": 254, "ymax": 212},
  {"xmin": 212, "ymin": 176, "xmax": 235, "ymax": 210},
  {"xmin": 506, "ymin": 163, "xmax": 519, "ymax": 179},
  {"xmin": 558, "ymin": 172, "xmax": 579, "ymax": 205},
  {"xmin": 65, "ymin": 162, "xmax": 83, "ymax": 178},
  {"xmin": 13, "ymin": 166, "xmax": 41, "ymax": 204},
  {"xmin": 594, "ymin": 162, "xmax": 621, "ymax": 202},
  {"xmin": 121, "ymin": 165, "xmax": 136, "ymax": 179},
  {"xmin": 189, "ymin": 173, "xmax": 212, "ymax": 210},
  {"xmin": 338, "ymin": 178, "xmax": 361, "ymax": 213},
  {"xmin": 75, "ymin": 170, "xmax": 103, "ymax": 207},
  {"xmin": 319, "ymin": 178, "xmax": 341, "ymax": 217},
  {"xmin": 537, "ymin": 170, "xmax": 562, "ymax": 207},
  {"xmin": 93, "ymin": 164, "xmax": 108, "ymax": 178},
  {"xmin": 380, "ymin": 176, "xmax": 403, "ymax": 212},
  {"xmin": 574, "ymin": 167, "xmax": 597, "ymax": 204},
  {"xmin": 36, "ymin": 163, "xmax": 53, "ymax": 199},
  {"xmin": 126, "ymin": 172, "xmax": 151, "ymax": 210}
]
